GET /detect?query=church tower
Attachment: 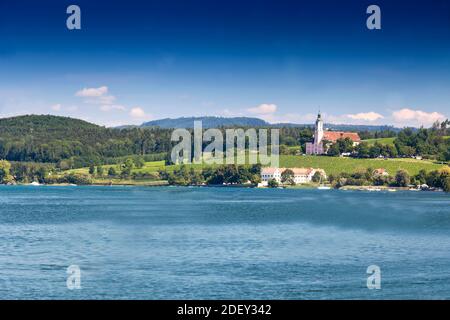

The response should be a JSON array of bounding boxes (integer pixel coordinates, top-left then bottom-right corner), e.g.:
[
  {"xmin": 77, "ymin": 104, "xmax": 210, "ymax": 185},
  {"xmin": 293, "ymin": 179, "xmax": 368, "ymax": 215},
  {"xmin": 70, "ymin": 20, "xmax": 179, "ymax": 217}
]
[
  {"xmin": 314, "ymin": 112, "xmax": 324, "ymax": 146},
  {"xmin": 305, "ymin": 111, "xmax": 325, "ymax": 154}
]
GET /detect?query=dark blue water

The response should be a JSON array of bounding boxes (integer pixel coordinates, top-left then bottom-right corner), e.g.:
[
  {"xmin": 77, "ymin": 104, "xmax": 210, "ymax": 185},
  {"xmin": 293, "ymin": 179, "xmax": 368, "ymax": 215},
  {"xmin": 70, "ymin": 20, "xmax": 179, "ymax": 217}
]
[{"xmin": 0, "ymin": 185, "xmax": 449, "ymax": 299}]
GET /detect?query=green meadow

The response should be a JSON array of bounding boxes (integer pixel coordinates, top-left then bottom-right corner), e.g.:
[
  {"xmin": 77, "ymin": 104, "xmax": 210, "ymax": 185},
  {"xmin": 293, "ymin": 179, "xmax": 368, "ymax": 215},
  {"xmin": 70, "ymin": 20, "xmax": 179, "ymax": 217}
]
[
  {"xmin": 66, "ymin": 154, "xmax": 446, "ymax": 179},
  {"xmin": 280, "ymin": 155, "xmax": 445, "ymax": 176},
  {"xmin": 362, "ymin": 136, "xmax": 449, "ymax": 145},
  {"xmin": 361, "ymin": 137, "xmax": 396, "ymax": 146}
]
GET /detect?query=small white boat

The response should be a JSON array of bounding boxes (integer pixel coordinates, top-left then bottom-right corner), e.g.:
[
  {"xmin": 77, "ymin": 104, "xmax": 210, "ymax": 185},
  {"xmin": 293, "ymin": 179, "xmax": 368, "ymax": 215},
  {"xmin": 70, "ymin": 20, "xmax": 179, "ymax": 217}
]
[
  {"xmin": 388, "ymin": 189, "xmax": 397, "ymax": 192},
  {"xmin": 29, "ymin": 181, "xmax": 41, "ymax": 186}
]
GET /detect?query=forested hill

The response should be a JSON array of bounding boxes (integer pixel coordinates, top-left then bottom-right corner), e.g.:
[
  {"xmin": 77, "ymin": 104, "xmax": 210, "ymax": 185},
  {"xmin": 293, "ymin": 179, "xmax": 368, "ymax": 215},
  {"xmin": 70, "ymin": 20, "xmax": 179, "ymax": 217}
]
[
  {"xmin": 0, "ymin": 115, "xmax": 172, "ymax": 167},
  {"xmin": 140, "ymin": 116, "xmax": 400, "ymax": 132},
  {"xmin": 0, "ymin": 115, "xmax": 102, "ymax": 138},
  {"xmin": 0, "ymin": 115, "xmax": 447, "ymax": 169},
  {"xmin": 141, "ymin": 116, "xmax": 269, "ymax": 128}
]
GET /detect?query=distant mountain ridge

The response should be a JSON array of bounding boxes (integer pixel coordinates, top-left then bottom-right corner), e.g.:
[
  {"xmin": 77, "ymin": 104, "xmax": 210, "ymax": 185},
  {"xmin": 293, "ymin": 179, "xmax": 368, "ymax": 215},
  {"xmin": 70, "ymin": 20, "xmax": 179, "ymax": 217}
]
[
  {"xmin": 141, "ymin": 116, "xmax": 268, "ymax": 128},
  {"xmin": 0, "ymin": 114, "xmax": 400, "ymax": 133},
  {"xmin": 140, "ymin": 116, "xmax": 400, "ymax": 132}
]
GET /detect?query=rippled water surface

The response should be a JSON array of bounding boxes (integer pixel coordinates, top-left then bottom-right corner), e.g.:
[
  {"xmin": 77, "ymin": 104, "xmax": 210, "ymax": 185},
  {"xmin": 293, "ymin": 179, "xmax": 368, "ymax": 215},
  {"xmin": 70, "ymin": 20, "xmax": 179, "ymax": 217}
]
[{"xmin": 0, "ymin": 185, "xmax": 449, "ymax": 299}]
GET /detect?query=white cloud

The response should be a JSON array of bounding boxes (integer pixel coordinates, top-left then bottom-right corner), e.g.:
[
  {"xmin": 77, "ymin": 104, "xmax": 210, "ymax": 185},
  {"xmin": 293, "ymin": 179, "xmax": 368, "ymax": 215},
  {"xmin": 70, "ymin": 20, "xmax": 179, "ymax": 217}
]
[
  {"xmin": 247, "ymin": 103, "xmax": 277, "ymax": 114},
  {"xmin": 392, "ymin": 108, "xmax": 446, "ymax": 127},
  {"xmin": 72, "ymin": 85, "xmax": 150, "ymax": 123},
  {"xmin": 75, "ymin": 85, "xmax": 117, "ymax": 110},
  {"xmin": 225, "ymin": 104, "xmax": 446, "ymax": 128},
  {"xmin": 346, "ymin": 112, "xmax": 384, "ymax": 122},
  {"xmin": 129, "ymin": 107, "xmax": 151, "ymax": 119},
  {"xmin": 75, "ymin": 86, "xmax": 108, "ymax": 97},
  {"xmin": 100, "ymin": 104, "xmax": 126, "ymax": 112},
  {"xmin": 83, "ymin": 95, "xmax": 116, "ymax": 105},
  {"xmin": 51, "ymin": 104, "xmax": 62, "ymax": 111}
]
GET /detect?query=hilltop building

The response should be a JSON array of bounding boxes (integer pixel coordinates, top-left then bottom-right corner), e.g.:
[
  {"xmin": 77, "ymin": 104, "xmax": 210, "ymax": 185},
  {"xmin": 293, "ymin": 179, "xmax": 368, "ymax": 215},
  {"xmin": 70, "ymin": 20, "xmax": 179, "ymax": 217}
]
[{"xmin": 305, "ymin": 112, "xmax": 361, "ymax": 155}]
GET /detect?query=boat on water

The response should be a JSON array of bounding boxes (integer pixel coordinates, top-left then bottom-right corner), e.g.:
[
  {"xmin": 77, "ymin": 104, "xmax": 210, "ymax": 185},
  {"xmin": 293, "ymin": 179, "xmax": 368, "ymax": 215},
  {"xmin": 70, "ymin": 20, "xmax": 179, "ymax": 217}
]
[{"xmin": 29, "ymin": 181, "xmax": 41, "ymax": 186}]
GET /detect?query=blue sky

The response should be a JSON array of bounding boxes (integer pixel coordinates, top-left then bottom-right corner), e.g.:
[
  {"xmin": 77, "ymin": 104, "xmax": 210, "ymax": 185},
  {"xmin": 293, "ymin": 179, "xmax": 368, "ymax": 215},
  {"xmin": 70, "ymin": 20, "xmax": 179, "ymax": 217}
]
[{"xmin": 0, "ymin": 0, "xmax": 449, "ymax": 127}]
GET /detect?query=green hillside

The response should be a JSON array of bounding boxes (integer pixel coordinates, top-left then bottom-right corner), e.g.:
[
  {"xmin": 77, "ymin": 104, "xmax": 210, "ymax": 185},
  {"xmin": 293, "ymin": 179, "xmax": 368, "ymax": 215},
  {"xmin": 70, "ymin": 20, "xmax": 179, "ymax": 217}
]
[
  {"xmin": 67, "ymin": 155, "xmax": 446, "ymax": 178},
  {"xmin": 0, "ymin": 115, "xmax": 171, "ymax": 165},
  {"xmin": 279, "ymin": 155, "xmax": 445, "ymax": 176},
  {"xmin": 362, "ymin": 137, "xmax": 396, "ymax": 146}
]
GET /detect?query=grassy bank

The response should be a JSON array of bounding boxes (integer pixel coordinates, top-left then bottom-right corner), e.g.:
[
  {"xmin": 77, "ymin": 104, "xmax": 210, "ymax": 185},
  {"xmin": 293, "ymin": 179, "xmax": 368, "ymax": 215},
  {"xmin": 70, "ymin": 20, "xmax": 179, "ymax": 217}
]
[
  {"xmin": 91, "ymin": 179, "xmax": 168, "ymax": 186},
  {"xmin": 64, "ymin": 155, "xmax": 447, "ymax": 179},
  {"xmin": 279, "ymin": 155, "xmax": 445, "ymax": 176},
  {"xmin": 362, "ymin": 137, "xmax": 396, "ymax": 146}
]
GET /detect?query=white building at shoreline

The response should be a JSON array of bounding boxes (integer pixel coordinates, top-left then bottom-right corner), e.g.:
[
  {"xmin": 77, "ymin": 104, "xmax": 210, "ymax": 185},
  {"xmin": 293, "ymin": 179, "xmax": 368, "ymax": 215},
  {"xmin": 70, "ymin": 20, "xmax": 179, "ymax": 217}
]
[{"xmin": 260, "ymin": 167, "xmax": 326, "ymax": 186}]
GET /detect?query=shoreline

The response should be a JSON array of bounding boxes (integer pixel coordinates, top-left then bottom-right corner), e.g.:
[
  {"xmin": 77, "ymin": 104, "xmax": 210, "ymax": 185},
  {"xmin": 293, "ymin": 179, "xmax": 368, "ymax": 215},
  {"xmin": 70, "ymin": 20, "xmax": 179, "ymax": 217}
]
[{"xmin": 1, "ymin": 182, "xmax": 444, "ymax": 192}]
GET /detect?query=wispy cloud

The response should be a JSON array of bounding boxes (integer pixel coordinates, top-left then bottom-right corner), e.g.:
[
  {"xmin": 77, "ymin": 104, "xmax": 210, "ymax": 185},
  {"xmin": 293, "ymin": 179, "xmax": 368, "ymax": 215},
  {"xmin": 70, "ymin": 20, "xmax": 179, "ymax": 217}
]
[
  {"xmin": 235, "ymin": 104, "xmax": 447, "ymax": 127},
  {"xmin": 51, "ymin": 103, "xmax": 62, "ymax": 111},
  {"xmin": 90, "ymin": 95, "xmax": 117, "ymax": 105},
  {"xmin": 392, "ymin": 108, "xmax": 446, "ymax": 127},
  {"xmin": 75, "ymin": 86, "xmax": 108, "ymax": 97},
  {"xmin": 247, "ymin": 103, "xmax": 277, "ymax": 114},
  {"xmin": 100, "ymin": 104, "xmax": 126, "ymax": 112},
  {"xmin": 75, "ymin": 85, "xmax": 120, "ymax": 111},
  {"xmin": 130, "ymin": 107, "xmax": 151, "ymax": 120},
  {"xmin": 346, "ymin": 111, "xmax": 384, "ymax": 122}
]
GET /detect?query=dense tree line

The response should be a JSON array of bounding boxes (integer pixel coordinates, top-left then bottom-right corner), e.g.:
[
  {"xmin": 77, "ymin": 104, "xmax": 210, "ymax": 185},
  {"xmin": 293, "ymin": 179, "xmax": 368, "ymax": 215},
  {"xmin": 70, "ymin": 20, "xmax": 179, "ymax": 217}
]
[
  {"xmin": 9, "ymin": 161, "xmax": 55, "ymax": 183},
  {"xmin": 0, "ymin": 160, "xmax": 13, "ymax": 184},
  {"xmin": 0, "ymin": 115, "xmax": 172, "ymax": 167},
  {"xmin": 393, "ymin": 123, "xmax": 449, "ymax": 159},
  {"xmin": 0, "ymin": 116, "xmax": 448, "ymax": 170},
  {"xmin": 0, "ymin": 116, "xmax": 313, "ymax": 167},
  {"xmin": 328, "ymin": 121, "xmax": 450, "ymax": 160},
  {"xmin": 355, "ymin": 141, "xmax": 399, "ymax": 158},
  {"xmin": 328, "ymin": 167, "xmax": 450, "ymax": 192},
  {"xmin": 159, "ymin": 164, "xmax": 262, "ymax": 186},
  {"xmin": 357, "ymin": 129, "xmax": 397, "ymax": 140}
]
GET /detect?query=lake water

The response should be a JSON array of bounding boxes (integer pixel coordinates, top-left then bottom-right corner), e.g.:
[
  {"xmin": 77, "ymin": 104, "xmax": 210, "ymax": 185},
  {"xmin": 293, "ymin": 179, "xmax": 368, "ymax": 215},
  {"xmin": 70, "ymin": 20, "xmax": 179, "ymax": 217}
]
[{"xmin": 0, "ymin": 185, "xmax": 449, "ymax": 299}]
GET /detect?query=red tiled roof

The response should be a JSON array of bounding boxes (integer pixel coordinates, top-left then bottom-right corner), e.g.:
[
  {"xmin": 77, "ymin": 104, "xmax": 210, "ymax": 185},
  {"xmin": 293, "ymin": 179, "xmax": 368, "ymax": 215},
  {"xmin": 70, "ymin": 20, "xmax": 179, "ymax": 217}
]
[{"xmin": 323, "ymin": 131, "xmax": 361, "ymax": 142}]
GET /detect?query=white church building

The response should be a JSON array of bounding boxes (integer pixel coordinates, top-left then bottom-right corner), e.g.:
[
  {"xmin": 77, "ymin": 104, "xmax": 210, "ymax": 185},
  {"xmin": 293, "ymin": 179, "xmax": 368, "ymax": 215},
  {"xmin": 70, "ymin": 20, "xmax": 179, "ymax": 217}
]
[
  {"xmin": 305, "ymin": 112, "xmax": 325, "ymax": 155},
  {"xmin": 306, "ymin": 112, "xmax": 361, "ymax": 155}
]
